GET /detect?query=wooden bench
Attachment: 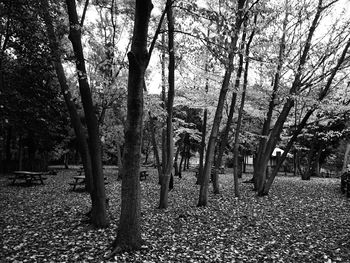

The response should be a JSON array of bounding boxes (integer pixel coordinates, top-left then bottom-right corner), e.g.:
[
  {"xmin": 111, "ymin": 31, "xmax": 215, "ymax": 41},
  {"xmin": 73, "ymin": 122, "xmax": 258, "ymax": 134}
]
[
  {"xmin": 140, "ymin": 171, "xmax": 149, "ymax": 181},
  {"xmin": 69, "ymin": 175, "xmax": 108, "ymax": 191},
  {"xmin": 10, "ymin": 171, "xmax": 48, "ymax": 185},
  {"xmin": 195, "ymin": 167, "xmax": 225, "ymax": 177}
]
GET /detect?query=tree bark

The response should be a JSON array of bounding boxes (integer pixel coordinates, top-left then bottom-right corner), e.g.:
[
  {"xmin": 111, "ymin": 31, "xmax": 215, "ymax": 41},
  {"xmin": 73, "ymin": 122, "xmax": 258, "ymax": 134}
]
[
  {"xmin": 342, "ymin": 143, "xmax": 350, "ymax": 172},
  {"xmin": 149, "ymin": 113, "xmax": 162, "ymax": 178},
  {"xmin": 5, "ymin": 127, "xmax": 11, "ymax": 172},
  {"xmin": 116, "ymin": 143, "xmax": 123, "ymax": 180},
  {"xmin": 232, "ymin": 14, "xmax": 257, "ymax": 197},
  {"xmin": 40, "ymin": 0, "xmax": 94, "ymax": 195},
  {"xmin": 262, "ymin": 109, "xmax": 314, "ymax": 194},
  {"xmin": 174, "ymin": 135, "xmax": 185, "ymax": 178},
  {"xmin": 112, "ymin": 0, "xmax": 153, "ymax": 252},
  {"xmin": 18, "ymin": 135, "xmax": 23, "ymax": 171},
  {"xmin": 254, "ymin": 7, "xmax": 288, "ymax": 193},
  {"xmin": 65, "ymin": 0, "xmax": 108, "ymax": 227},
  {"xmin": 159, "ymin": 0, "xmax": 175, "ymax": 209},
  {"xmin": 197, "ymin": 108, "xmax": 207, "ymax": 185}
]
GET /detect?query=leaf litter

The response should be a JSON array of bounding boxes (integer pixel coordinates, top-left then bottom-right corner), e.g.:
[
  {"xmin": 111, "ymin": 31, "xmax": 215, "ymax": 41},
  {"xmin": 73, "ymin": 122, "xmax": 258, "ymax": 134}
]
[{"xmin": 0, "ymin": 169, "xmax": 349, "ymax": 262}]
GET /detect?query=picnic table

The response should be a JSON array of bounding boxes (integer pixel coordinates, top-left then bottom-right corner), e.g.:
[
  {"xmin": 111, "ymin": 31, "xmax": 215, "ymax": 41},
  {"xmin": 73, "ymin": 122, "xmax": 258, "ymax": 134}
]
[
  {"xmin": 69, "ymin": 175, "xmax": 108, "ymax": 191},
  {"xmin": 195, "ymin": 167, "xmax": 225, "ymax": 177},
  {"xmin": 11, "ymin": 171, "xmax": 47, "ymax": 185}
]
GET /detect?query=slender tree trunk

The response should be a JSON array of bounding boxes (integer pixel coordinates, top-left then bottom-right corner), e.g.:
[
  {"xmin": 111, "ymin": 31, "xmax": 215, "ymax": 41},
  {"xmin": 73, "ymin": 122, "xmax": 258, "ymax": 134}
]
[
  {"xmin": 111, "ymin": 0, "xmax": 153, "ymax": 252},
  {"xmin": 159, "ymin": 0, "xmax": 175, "ymax": 209},
  {"xmin": 342, "ymin": 143, "xmax": 350, "ymax": 172},
  {"xmin": 314, "ymin": 148, "xmax": 321, "ymax": 177},
  {"xmin": 149, "ymin": 114, "xmax": 162, "ymax": 178},
  {"xmin": 64, "ymin": 153, "xmax": 69, "ymax": 169},
  {"xmin": 174, "ymin": 135, "xmax": 184, "ymax": 177},
  {"xmin": 232, "ymin": 15, "xmax": 256, "ymax": 197},
  {"xmin": 5, "ymin": 127, "xmax": 11, "ymax": 172},
  {"xmin": 197, "ymin": 108, "xmax": 207, "ymax": 185},
  {"xmin": 254, "ymin": 8, "xmax": 288, "ymax": 193},
  {"xmin": 198, "ymin": 67, "xmax": 233, "ymax": 206},
  {"xmin": 143, "ymin": 141, "xmax": 151, "ymax": 164},
  {"xmin": 179, "ymin": 152, "xmax": 184, "ymax": 172},
  {"xmin": 212, "ymin": 92, "xmax": 237, "ymax": 193},
  {"xmin": 65, "ymin": 0, "xmax": 108, "ymax": 227},
  {"xmin": 198, "ymin": 0, "xmax": 246, "ymax": 207},
  {"xmin": 27, "ymin": 134, "xmax": 36, "ymax": 170},
  {"xmin": 161, "ymin": 31, "xmax": 167, "ymax": 176},
  {"xmin": 116, "ymin": 143, "xmax": 123, "ymax": 180},
  {"xmin": 186, "ymin": 147, "xmax": 190, "ymax": 170},
  {"xmin": 213, "ymin": 15, "xmax": 252, "ymax": 194},
  {"xmin": 18, "ymin": 136, "xmax": 23, "ymax": 171},
  {"xmin": 263, "ymin": 110, "xmax": 314, "ymax": 194},
  {"xmin": 41, "ymin": 0, "xmax": 95, "ymax": 203},
  {"xmin": 305, "ymin": 139, "xmax": 317, "ymax": 180},
  {"xmin": 197, "ymin": 51, "xmax": 209, "ymax": 185}
]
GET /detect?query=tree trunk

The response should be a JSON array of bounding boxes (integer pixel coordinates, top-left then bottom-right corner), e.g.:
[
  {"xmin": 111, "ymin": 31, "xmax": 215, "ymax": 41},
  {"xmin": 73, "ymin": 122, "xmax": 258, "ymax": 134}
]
[
  {"xmin": 143, "ymin": 141, "xmax": 151, "ymax": 164},
  {"xmin": 64, "ymin": 153, "xmax": 69, "ymax": 169},
  {"xmin": 262, "ymin": 29, "xmax": 350, "ymax": 193},
  {"xmin": 18, "ymin": 136, "xmax": 23, "ymax": 171},
  {"xmin": 116, "ymin": 143, "xmax": 123, "ymax": 180},
  {"xmin": 186, "ymin": 147, "xmax": 190, "ymax": 170},
  {"xmin": 197, "ymin": 108, "xmax": 207, "ymax": 185},
  {"xmin": 159, "ymin": 0, "xmax": 175, "ymax": 209},
  {"xmin": 65, "ymin": 0, "xmax": 108, "ymax": 227},
  {"xmin": 161, "ymin": 31, "xmax": 167, "ymax": 178},
  {"xmin": 5, "ymin": 127, "xmax": 12, "ymax": 172},
  {"xmin": 263, "ymin": 109, "xmax": 314, "ymax": 194},
  {"xmin": 213, "ymin": 15, "xmax": 252, "ymax": 194},
  {"xmin": 232, "ymin": 15, "xmax": 256, "ymax": 197},
  {"xmin": 112, "ymin": 0, "xmax": 153, "ymax": 252},
  {"xmin": 41, "ymin": 0, "xmax": 95, "ymax": 207},
  {"xmin": 213, "ymin": 91, "xmax": 237, "ymax": 194},
  {"xmin": 198, "ymin": 66, "xmax": 233, "ymax": 206},
  {"xmin": 174, "ymin": 135, "xmax": 185, "ymax": 178},
  {"xmin": 254, "ymin": 8, "xmax": 288, "ymax": 194},
  {"xmin": 179, "ymin": 152, "xmax": 184, "ymax": 172},
  {"xmin": 304, "ymin": 140, "xmax": 316, "ymax": 180},
  {"xmin": 255, "ymin": 2, "xmax": 324, "ymax": 196},
  {"xmin": 342, "ymin": 143, "xmax": 350, "ymax": 172},
  {"xmin": 198, "ymin": 0, "xmax": 246, "ymax": 207},
  {"xmin": 149, "ymin": 114, "xmax": 162, "ymax": 178}
]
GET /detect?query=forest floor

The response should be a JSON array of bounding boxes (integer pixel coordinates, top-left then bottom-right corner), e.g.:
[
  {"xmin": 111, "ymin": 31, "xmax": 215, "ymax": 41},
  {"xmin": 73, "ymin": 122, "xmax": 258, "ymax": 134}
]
[{"xmin": 1, "ymin": 167, "xmax": 350, "ymax": 263}]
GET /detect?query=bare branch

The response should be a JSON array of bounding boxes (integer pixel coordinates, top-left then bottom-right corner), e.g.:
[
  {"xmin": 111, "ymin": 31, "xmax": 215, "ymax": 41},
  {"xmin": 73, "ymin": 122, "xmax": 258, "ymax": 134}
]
[{"xmin": 80, "ymin": 0, "xmax": 89, "ymax": 27}]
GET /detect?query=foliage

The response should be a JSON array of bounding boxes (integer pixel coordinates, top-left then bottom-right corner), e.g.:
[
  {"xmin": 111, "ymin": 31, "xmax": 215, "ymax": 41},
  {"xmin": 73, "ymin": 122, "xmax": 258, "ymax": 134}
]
[
  {"xmin": 0, "ymin": 0, "xmax": 70, "ymax": 156},
  {"xmin": 1, "ymin": 169, "xmax": 350, "ymax": 262},
  {"xmin": 295, "ymin": 113, "xmax": 350, "ymax": 170}
]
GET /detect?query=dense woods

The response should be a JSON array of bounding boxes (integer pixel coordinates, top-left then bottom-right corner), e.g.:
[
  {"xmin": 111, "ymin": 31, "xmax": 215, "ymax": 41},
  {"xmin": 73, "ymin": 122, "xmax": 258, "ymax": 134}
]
[{"xmin": 1, "ymin": 0, "xmax": 350, "ymax": 258}]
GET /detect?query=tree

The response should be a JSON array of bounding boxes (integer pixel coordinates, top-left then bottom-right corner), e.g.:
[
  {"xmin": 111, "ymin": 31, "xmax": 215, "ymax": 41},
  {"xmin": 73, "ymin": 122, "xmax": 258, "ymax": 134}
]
[
  {"xmin": 65, "ymin": 0, "xmax": 108, "ymax": 227},
  {"xmin": 253, "ymin": 0, "xmax": 350, "ymax": 196},
  {"xmin": 232, "ymin": 13, "xmax": 257, "ymax": 197},
  {"xmin": 0, "ymin": 0, "xmax": 69, "ymax": 172},
  {"xmin": 159, "ymin": 0, "xmax": 175, "ymax": 209},
  {"xmin": 40, "ymin": 0, "xmax": 95, "ymax": 201},
  {"xmin": 198, "ymin": 0, "xmax": 247, "ymax": 207},
  {"xmin": 111, "ymin": 0, "xmax": 153, "ymax": 253}
]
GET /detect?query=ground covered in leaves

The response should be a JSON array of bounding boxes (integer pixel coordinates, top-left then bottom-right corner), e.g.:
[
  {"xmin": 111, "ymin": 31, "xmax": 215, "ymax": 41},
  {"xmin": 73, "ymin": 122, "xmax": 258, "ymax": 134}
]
[{"xmin": 1, "ymin": 167, "xmax": 350, "ymax": 262}]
